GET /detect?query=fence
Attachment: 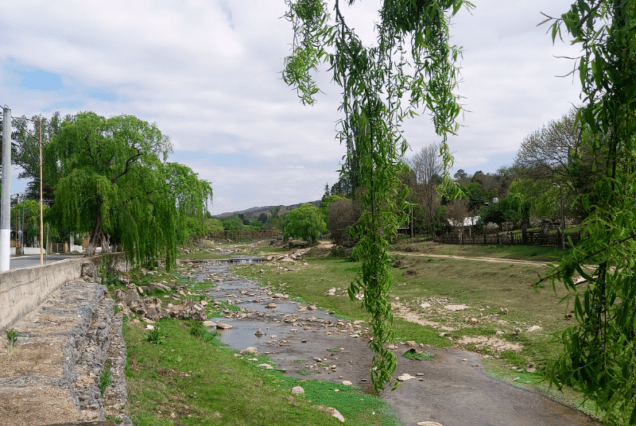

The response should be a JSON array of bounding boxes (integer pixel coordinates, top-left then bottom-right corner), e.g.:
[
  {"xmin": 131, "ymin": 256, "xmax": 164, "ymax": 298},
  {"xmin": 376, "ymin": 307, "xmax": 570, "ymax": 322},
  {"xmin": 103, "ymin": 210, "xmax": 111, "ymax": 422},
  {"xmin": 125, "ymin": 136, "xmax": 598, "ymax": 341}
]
[
  {"xmin": 207, "ymin": 229, "xmax": 282, "ymax": 241},
  {"xmin": 433, "ymin": 229, "xmax": 582, "ymax": 247}
]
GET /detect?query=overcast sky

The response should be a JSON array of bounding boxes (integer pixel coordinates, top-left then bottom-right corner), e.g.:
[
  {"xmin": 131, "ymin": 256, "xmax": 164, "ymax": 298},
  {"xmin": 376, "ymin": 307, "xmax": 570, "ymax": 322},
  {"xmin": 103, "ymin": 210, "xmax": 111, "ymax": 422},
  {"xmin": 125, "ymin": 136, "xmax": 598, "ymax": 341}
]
[{"xmin": 0, "ymin": 0, "xmax": 582, "ymax": 215}]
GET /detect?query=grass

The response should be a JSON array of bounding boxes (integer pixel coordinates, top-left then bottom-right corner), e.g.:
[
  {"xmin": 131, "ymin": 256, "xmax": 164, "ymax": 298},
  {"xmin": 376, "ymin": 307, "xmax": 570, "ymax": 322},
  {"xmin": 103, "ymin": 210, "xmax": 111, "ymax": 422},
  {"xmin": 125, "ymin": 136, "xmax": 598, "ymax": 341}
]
[
  {"xmin": 392, "ymin": 239, "xmax": 569, "ymax": 263},
  {"xmin": 99, "ymin": 360, "xmax": 113, "ymax": 397},
  {"xmin": 124, "ymin": 316, "xmax": 401, "ymax": 425},
  {"xmin": 402, "ymin": 350, "xmax": 434, "ymax": 361}
]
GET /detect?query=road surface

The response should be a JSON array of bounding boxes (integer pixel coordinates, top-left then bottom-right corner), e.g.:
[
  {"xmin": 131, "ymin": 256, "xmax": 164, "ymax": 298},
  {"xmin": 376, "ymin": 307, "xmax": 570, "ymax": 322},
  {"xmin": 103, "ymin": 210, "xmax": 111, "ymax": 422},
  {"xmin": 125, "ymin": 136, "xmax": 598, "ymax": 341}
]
[{"xmin": 10, "ymin": 254, "xmax": 82, "ymax": 270}]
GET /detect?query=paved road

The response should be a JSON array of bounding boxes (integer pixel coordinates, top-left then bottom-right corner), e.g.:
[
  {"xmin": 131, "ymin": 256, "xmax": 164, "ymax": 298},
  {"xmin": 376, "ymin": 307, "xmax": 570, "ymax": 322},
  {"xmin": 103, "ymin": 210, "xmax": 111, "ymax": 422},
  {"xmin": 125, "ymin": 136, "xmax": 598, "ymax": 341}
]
[{"xmin": 10, "ymin": 254, "xmax": 83, "ymax": 270}]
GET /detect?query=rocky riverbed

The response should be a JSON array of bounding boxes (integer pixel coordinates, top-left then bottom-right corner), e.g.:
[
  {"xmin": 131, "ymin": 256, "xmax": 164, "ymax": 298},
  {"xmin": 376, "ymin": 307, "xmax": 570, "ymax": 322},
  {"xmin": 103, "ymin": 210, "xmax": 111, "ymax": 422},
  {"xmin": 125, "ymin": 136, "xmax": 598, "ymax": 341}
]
[{"xmin": 186, "ymin": 259, "xmax": 601, "ymax": 426}]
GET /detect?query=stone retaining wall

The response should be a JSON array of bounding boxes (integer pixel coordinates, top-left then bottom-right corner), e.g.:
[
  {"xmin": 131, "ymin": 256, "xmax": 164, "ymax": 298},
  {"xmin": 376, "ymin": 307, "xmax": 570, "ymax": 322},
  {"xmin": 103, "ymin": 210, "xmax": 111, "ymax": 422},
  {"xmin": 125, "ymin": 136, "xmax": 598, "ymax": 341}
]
[{"xmin": 0, "ymin": 253, "xmax": 128, "ymax": 332}]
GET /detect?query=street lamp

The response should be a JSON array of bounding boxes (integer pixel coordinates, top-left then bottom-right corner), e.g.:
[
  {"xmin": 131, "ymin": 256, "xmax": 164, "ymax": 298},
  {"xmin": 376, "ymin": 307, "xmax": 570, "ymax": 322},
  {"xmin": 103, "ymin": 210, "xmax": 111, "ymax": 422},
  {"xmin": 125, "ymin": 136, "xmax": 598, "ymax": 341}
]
[{"xmin": 553, "ymin": 183, "xmax": 565, "ymax": 250}]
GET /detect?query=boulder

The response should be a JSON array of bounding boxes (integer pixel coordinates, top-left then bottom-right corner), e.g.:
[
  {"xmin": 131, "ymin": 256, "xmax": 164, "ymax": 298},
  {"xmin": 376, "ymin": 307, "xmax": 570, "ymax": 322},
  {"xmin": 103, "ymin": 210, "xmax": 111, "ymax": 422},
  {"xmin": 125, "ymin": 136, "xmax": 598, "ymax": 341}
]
[
  {"xmin": 216, "ymin": 323, "xmax": 233, "ymax": 330},
  {"xmin": 167, "ymin": 299, "xmax": 207, "ymax": 321},
  {"xmin": 291, "ymin": 386, "xmax": 304, "ymax": 395},
  {"xmin": 81, "ymin": 261, "xmax": 97, "ymax": 282},
  {"xmin": 144, "ymin": 297, "xmax": 166, "ymax": 320}
]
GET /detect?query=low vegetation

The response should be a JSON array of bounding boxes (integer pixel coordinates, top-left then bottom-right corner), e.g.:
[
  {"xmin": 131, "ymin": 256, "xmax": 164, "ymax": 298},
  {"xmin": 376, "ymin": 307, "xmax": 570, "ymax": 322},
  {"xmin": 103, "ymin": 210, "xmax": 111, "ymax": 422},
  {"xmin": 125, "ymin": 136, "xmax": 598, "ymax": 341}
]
[{"xmin": 124, "ymin": 316, "xmax": 400, "ymax": 425}]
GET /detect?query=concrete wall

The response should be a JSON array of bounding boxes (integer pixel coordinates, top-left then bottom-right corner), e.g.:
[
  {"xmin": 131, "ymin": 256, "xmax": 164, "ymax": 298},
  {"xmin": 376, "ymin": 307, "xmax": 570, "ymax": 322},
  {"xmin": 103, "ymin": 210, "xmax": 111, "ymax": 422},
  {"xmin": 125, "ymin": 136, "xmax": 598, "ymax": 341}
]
[{"xmin": 0, "ymin": 252, "xmax": 128, "ymax": 331}]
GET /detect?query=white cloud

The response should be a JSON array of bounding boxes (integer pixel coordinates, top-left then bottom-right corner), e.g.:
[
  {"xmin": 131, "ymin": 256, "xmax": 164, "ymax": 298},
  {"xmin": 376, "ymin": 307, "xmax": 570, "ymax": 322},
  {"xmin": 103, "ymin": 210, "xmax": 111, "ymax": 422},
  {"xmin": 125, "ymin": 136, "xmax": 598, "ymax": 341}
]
[{"xmin": 0, "ymin": 0, "xmax": 585, "ymax": 213}]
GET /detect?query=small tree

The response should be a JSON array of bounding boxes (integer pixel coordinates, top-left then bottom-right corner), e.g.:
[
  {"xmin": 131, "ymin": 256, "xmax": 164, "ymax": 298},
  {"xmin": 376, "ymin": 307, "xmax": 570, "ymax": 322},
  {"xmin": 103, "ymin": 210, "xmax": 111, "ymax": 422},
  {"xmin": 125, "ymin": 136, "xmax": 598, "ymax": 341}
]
[
  {"xmin": 284, "ymin": 203, "xmax": 326, "ymax": 244},
  {"xmin": 319, "ymin": 194, "xmax": 347, "ymax": 221},
  {"xmin": 327, "ymin": 199, "xmax": 362, "ymax": 247}
]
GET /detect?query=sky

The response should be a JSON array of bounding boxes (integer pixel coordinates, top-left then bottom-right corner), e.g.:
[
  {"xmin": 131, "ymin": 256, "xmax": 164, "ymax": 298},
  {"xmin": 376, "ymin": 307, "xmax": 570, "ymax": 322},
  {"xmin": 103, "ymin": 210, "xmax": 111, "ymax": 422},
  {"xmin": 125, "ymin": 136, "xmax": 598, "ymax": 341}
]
[{"xmin": 0, "ymin": 0, "xmax": 583, "ymax": 215}]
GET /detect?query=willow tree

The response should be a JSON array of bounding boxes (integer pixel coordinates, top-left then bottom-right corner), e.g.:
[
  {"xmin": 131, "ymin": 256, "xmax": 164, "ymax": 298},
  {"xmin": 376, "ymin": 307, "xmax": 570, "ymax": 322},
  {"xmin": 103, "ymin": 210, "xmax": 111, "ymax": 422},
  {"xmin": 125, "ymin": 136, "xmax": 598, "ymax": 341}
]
[
  {"xmin": 539, "ymin": 1, "xmax": 636, "ymax": 424},
  {"xmin": 164, "ymin": 162, "xmax": 213, "ymax": 244},
  {"xmin": 282, "ymin": 0, "xmax": 469, "ymax": 390},
  {"xmin": 45, "ymin": 112, "xmax": 191, "ymax": 268}
]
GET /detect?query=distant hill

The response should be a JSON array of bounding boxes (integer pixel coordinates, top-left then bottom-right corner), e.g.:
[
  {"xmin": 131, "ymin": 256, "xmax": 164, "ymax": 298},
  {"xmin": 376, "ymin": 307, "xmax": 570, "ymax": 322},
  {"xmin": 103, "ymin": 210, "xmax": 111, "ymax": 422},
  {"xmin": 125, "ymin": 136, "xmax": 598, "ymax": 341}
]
[{"xmin": 214, "ymin": 200, "xmax": 321, "ymax": 219}]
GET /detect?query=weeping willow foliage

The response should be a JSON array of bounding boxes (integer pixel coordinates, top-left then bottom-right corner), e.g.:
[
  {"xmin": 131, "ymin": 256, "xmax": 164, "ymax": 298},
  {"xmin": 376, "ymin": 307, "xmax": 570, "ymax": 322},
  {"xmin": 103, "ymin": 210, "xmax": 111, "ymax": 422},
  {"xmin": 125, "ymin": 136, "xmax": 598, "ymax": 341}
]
[
  {"xmin": 45, "ymin": 112, "xmax": 209, "ymax": 270},
  {"xmin": 164, "ymin": 162, "xmax": 213, "ymax": 244},
  {"xmin": 539, "ymin": 1, "xmax": 636, "ymax": 424},
  {"xmin": 282, "ymin": 0, "xmax": 469, "ymax": 390}
]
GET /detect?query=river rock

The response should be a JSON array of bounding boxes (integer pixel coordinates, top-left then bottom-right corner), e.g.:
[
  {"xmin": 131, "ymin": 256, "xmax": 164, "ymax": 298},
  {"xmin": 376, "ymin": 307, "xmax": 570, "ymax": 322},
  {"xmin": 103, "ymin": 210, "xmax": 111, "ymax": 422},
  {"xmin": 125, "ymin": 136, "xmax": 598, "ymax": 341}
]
[
  {"xmin": 273, "ymin": 293, "xmax": 288, "ymax": 299},
  {"xmin": 265, "ymin": 303, "xmax": 277, "ymax": 309},
  {"xmin": 419, "ymin": 302, "xmax": 431, "ymax": 309},
  {"xmin": 325, "ymin": 288, "xmax": 337, "ymax": 296},
  {"xmin": 240, "ymin": 347, "xmax": 257, "ymax": 355},
  {"xmin": 167, "ymin": 299, "xmax": 206, "ymax": 321},
  {"xmin": 416, "ymin": 422, "xmax": 443, "ymax": 426},
  {"xmin": 397, "ymin": 373, "xmax": 416, "ymax": 382},
  {"xmin": 342, "ymin": 380, "xmax": 352, "ymax": 386},
  {"xmin": 203, "ymin": 321, "xmax": 216, "ymax": 327},
  {"xmin": 526, "ymin": 325, "xmax": 542, "ymax": 332},
  {"xmin": 291, "ymin": 386, "xmax": 304, "ymax": 395},
  {"xmin": 255, "ymin": 329, "xmax": 264, "ymax": 336},
  {"xmin": 444, "ymin": 304, "xmax": 468, "ymax": 311},
  {"xmin": 216, "ymin": 323, "xmax": 233, "ymax": 330},
  {"xmin": 317, "ymin": 406, "xmax": 345, "ymax": 423}
]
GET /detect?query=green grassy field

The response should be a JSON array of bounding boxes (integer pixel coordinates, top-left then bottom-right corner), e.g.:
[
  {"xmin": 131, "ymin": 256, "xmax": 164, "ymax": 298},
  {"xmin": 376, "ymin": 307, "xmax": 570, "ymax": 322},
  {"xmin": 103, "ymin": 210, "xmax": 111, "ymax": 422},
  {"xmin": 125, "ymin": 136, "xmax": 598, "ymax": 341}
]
[{"xmin": 392, "ymin": 238, "xmax": 569, "ymax": 262}]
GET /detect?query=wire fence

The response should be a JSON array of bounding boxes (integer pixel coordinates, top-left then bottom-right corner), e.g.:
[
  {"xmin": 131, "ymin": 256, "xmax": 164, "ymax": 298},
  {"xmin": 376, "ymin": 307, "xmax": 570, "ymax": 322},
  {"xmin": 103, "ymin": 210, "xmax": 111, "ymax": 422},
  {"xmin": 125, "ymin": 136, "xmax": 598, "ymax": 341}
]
[{"xmin": 433, "ymin": 229, "xmax": 582, "ymax": 247}]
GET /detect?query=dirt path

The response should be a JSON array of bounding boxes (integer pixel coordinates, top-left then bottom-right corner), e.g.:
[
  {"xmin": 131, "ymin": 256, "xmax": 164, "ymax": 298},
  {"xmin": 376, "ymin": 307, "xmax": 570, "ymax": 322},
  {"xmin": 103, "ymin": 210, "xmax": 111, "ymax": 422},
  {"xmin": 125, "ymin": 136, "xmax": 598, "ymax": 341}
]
[
  {"xmin": 394, "ymin": 251, "xmax": 550, "ymax": 266},
  {"xmin": 195, "ymin": 260, "xmax": 600, "ymax": 426}
]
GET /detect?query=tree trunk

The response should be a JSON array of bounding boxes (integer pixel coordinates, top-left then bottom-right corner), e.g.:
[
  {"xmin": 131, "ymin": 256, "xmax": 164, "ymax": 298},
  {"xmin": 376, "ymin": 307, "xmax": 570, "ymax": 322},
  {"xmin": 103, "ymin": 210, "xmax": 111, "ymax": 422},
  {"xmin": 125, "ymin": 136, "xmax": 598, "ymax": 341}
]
[{"xmin": 86, "ymin": 209, "xmax": 104, "ymax": 256}]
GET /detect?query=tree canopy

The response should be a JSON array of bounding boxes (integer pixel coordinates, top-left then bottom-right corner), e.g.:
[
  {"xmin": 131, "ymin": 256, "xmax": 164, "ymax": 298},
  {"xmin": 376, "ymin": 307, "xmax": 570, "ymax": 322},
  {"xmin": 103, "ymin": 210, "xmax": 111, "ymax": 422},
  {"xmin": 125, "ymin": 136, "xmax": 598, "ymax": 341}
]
[
  {"xmin": 45, "ymin": 112, "xmax": 209, "ymax": 268},
  {"xmin": 284, "ymin": 203, "xmax": 326, "ymax": 244},
  {"xmin": 540, "ymin": 1, "xmax": 636, "ymax": 424}
]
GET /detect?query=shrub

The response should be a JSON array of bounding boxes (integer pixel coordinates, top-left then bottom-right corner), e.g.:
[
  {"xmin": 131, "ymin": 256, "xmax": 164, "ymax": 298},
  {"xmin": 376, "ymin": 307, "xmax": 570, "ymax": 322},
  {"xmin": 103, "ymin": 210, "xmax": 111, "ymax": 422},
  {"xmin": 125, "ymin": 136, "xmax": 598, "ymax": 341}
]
[
  {"xmin": 327, "ymin": 200, "xmax": 362, "ymax": 247},
  {"xmin": 144, "ymin": 327, "xmax": 165, "ymax": 345},
  {"xmin": 5, "ymin": 329, "xmax": 18, "ymax": 347}
]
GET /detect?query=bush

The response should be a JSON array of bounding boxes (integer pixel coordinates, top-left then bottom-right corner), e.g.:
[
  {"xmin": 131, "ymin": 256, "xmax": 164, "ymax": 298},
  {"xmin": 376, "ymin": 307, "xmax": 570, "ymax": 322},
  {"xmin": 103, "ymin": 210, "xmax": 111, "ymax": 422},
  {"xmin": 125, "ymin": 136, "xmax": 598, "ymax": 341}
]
[
  {"xmin": 284, "ymin": 204, "xmax": 326, "ymax": 244},
  {"xmin": 327, "ymin": 200, "xmax": 362, "ymax": 247}
]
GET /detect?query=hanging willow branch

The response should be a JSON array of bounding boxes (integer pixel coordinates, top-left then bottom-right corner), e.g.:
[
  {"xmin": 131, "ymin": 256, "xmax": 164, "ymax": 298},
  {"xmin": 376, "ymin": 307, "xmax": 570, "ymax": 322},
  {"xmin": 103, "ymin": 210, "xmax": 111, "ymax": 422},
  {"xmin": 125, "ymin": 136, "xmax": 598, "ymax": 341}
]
[{"xmin": 282, "ymin": 0, "xmax": 470, "ymax": 391}]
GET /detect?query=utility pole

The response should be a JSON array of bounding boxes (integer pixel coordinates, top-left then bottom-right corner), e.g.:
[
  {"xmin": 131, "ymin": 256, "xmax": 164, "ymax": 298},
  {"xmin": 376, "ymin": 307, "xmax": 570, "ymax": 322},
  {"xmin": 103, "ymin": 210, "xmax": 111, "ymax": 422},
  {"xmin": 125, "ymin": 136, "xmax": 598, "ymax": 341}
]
[
  {"xmin": 39, "ymin": 118, "xmax": 43, "ymax": 266},
  {"xmin": 559, "ymin": 185, "xmax": 565, "ymax": 250},
  {"xmin": 1, "ymin": 107, "xmax": 11, "ymax": 271},
  {"xmin": 410, "ymin": 204, "xmax": 414, "ymax": 242}
]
